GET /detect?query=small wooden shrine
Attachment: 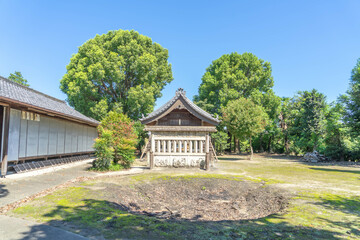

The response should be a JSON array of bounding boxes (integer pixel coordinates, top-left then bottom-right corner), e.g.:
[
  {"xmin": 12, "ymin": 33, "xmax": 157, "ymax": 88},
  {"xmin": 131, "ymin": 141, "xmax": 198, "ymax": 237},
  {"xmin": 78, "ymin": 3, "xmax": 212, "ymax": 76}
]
[{"xmin": 140, "ymin": 88, "xmax": 220, "ymax": 170}]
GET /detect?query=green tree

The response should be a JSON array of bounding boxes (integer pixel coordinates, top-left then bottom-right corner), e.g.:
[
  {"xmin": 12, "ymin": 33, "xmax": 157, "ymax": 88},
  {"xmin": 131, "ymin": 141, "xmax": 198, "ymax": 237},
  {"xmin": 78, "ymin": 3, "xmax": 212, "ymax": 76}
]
[
  {"xmin": 223, "ymin": 98, "xmax": 268, "ymax": 160},
  {"xmin": 193, "ymin": 52, "xmax": 274, "ymax": 153},
  {"xmin": 8, "ymin": 71, "xmax": 29, "ymax": 87},
  {"xmin": 60, "ymin": 29, "xmax": 173, "ymax": 120},
  {"xmin": 289, "ymin": 89, "xmax": 327, "ymax": 153},
  {"xmin": 194, "ymin": 52, "xmax": 273, "ymax": 115},
  {"xmin": 343, "ymin": 58, "xmax": 360, "ymax": 135},
  {"xmin": 211, "ymin": 131, "xmax": 229, "ymax": 155},
  {"xmin": 324, "ymin": 102, "xmax": 348, "ymax": 160},
  {"xmin": 93, "ymin": 111, "xmax": 138, "ymax": 170}
]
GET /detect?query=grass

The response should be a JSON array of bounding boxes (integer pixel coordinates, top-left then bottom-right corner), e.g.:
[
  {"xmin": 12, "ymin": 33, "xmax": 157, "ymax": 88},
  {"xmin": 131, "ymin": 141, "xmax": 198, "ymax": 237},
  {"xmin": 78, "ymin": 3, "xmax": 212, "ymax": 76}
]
[{"xmin": 9, "ymin": 154, "xmax": 360, "ymax": 239}]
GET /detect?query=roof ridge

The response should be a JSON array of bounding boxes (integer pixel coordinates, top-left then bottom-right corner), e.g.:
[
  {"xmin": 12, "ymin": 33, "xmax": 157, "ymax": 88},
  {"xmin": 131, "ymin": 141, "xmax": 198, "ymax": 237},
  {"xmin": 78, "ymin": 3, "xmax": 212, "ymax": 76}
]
[{"xmin": 0, "ymin": 76, "xmax": 66, "ymax": 104}]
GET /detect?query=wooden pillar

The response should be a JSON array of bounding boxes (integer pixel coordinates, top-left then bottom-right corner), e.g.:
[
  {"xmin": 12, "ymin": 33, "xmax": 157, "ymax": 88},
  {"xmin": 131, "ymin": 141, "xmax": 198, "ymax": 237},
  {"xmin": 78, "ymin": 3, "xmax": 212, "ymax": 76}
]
[
  {"xmin": 157, "ymin": 140, "xmax": 161, "ymax": 153},
  {"xmin": 195, "ymin": 140, "xmax": 198, "ymax": 153},
  {"xmin": 179, "ymin": 140, "xmax": 182, "ymax": 153},
  {"xmin": 150, "ymin": 135, "xmax": 155, "ymax": 169},
  {"xmin": 1, "ymin": 107, "xmax": 10, "ymax": 177},
  {"xmin": 189, "ymin": 140, "xmax": 193, "ymax": 153},
  {"xmin": 173, "ymin": 140, "xmax": 176, "ymax": 153},
  {"xmin": 184, "ymin": 140, "xmax": 187, "ymax": 153},
  {"xmin": 168, "ymin": 140, "xmax": 171, "ymax": 153},
  {"xmin": 205, "ymin": 134, "xmax": 210, "ymax": 171},
  {"xmin": 162, "ymin": 140, "xmax": 166, "ymax": 153},
  {"xmin": 200, "ymin": 140, "xmax": 203, "ymax": 153}
]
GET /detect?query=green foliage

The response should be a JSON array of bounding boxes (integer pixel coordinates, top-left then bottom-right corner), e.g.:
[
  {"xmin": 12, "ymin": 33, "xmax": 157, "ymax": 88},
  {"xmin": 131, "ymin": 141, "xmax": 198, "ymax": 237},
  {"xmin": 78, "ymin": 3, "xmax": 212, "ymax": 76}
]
[
  {"xmin": 323, "ymin": 102, "xmax": 348, "ymax": 160},
  {"xmin": 93, "ymin": 111, "xmax": 137, "ymax": 170},
  {"xmin": 288, "ymin": 89, "xmax": 327, "ymax": 153},
  {"xmin": 60, "ymin": 29, "xmax": 173, "ymax": 120},
  {"xmin": 8, "ymin": 71, "xmax": 29, "ymax": 87},
  {"xmin": 343, "ymin": 58, "xmax": 360, "ymax": 135},
  {"xmin": 223, "ymin": 98, "xmax": 268, "ymax": 158},
  {"xmin": 194, "ymin": 52, "xmax": 273, "ymax": 115},
  {"xmin": 93, "ymin": 129, "xmax": 114, "ymax": 170},
  {"xmin": 211, "ymin": 131, "xmax": 229, "ymax": 154}
]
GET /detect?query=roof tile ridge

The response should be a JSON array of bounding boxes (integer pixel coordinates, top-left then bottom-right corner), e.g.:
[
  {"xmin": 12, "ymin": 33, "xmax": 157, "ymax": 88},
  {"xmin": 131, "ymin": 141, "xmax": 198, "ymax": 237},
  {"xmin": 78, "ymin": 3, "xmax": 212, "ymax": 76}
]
[{"xmin": 0, "ymin": 76, "xmax": 67, "ymax": 104}]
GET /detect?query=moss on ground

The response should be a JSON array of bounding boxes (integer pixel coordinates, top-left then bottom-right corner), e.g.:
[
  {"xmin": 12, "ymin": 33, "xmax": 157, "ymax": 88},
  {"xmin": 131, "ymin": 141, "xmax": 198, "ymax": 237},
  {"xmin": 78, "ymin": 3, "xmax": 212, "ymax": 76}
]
[{"xmin": 9, "ymin": 154, "xmax": 360, "ymax": 239}]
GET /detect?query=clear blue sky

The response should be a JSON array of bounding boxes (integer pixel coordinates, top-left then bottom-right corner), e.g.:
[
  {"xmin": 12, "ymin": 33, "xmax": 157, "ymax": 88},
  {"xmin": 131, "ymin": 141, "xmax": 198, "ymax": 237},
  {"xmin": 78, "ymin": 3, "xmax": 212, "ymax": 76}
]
[{"xmin": 1, "ymin": 0, "xmax": 359, "ymax": 109}]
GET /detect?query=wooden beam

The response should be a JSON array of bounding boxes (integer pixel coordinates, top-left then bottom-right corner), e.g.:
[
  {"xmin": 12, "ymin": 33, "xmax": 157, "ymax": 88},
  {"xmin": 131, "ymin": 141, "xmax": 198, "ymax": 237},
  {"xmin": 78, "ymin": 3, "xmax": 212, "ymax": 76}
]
[
  {"xmin": 205, "ymin": 134, "xmax": 210, "ymax": 171},
  {"xmin": 1, "ymin": 107, "xmax": 10, "ymax": 177}
]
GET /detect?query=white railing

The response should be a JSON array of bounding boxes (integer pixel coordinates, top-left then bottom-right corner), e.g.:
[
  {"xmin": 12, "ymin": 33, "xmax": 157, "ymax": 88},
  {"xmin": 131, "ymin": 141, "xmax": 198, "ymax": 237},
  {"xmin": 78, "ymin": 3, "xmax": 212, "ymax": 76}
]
[{"xmin": 154, "ymin": 139, "xmax": 205, "ymax": 154}]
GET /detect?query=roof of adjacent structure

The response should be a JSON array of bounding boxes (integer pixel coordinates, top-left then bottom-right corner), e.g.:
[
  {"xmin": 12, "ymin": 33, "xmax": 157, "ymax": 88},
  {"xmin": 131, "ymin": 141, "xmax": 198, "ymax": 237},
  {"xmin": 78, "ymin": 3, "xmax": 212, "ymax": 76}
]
[
  {"xmin": 140, "ymin": 88, "xmax": 220, "ymax": 126},
  {"xmin": 0, "ymin": 76, "xmax": 99, "ymax": 126}
]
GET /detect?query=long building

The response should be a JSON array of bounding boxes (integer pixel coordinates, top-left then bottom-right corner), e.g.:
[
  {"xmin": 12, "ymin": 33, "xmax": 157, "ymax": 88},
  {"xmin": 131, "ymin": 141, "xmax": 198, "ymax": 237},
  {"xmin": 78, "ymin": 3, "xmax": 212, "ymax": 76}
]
[{"xmin": 0, "ymin": 76, "xmax": 99, "ymax": 176}]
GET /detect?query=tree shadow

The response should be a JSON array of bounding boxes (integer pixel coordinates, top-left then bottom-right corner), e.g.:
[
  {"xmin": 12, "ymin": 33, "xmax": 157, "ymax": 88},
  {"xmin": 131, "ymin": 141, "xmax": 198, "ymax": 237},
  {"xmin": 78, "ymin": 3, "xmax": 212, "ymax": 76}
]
[
  {"xmin": 309, "ymin": 167, "xmax": 360, "ymax": 175},
  {"xmin": 0, "ymin": 184, "xmax": 9, "ymax": 198},
  {"xmin": 313, "ymin": 195, "xmax": 360, "ymax": 217},
  {"xmin": 18, "ymin": 198, "xmax": 345, "ymax": 240}
]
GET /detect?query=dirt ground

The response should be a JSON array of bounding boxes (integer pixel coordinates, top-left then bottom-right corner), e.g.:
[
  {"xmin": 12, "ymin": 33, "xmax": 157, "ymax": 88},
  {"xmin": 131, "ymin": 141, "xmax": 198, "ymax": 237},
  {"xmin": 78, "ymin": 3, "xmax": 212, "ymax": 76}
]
[{"xmin": 98, "ymin": 176, "xmax": 289, "ymax": 221}]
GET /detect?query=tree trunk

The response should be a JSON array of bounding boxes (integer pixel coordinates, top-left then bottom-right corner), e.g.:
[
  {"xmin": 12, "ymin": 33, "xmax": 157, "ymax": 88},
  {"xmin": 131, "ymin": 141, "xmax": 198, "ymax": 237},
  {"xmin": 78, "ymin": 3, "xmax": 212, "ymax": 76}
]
[
  {"xmin": 228, "ymin": 132, "xmax": 232, "ymax": 153},
  {"xmin": 250, "ymin": 136, "xmax": 253, "ymax": 160},
  {"xmin": 268, "ymin": 135, "xmax": 272, "ymax": 153},
  {"xmin": 234, "ymin": 137, "xmax": 239, "ymax": 154},
  {"xmin": 259, "ymin": 134, "xmax": 264, "ymax": 153},
  {"xmin": 284, "ymin": 133, "xmax": 289, "ymax": 155}
]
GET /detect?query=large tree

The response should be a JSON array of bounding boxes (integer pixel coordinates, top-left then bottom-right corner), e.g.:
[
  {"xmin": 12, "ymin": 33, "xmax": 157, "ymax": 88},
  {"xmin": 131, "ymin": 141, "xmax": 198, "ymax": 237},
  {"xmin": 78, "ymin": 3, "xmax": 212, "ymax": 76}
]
[
  {"xmin": 8, "ymin": 71, "xmax": 29, "ymax": 87},
  {"xmin": 289, "ymin": 89, "xmax": 327, "ymax": 153},
  {"xmin": 223, "ymin": 98, "xmax": 268, "ymax": 160},
  {"xmin": 343, "ymin": 58, "xmax": 360, "ymax": 135},
  {"xmin": 193, "ymin": 52, "xmax": 274, "ymax": 153},
  {"xmin": 194, "ymin": 52, "xmax": 273, "ymax": 115},
  {"xmin": 60, "ymin": 29, "xmax": 173, "ymax": 120}
]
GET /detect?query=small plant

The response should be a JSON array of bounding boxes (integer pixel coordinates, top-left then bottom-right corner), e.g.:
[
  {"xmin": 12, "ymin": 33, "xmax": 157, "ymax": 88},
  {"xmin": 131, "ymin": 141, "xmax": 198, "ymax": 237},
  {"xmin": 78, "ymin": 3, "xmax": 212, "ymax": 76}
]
[{"xmin": 201, "ymin": 186, "xmax": 206, "ymax": 191}]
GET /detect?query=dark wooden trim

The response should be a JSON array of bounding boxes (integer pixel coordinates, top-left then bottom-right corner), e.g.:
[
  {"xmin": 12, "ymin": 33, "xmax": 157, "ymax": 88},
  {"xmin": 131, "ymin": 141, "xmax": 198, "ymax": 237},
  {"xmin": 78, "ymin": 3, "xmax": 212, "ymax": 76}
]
[
  {"xmin": 1, "ymin": 106, "xmax": 10, "ymax": 176},
  {"xmin": 144, "ymin": 126, "xmax": 217, "ymax": 132}
]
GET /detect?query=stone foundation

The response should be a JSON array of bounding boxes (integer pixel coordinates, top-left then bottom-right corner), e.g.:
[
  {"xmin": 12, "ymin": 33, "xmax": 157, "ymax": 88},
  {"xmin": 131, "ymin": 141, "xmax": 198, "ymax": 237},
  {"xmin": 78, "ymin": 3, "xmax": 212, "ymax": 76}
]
[{"xmin": 154, "ymin": 155, "xmax": 205, "ymax": 167}]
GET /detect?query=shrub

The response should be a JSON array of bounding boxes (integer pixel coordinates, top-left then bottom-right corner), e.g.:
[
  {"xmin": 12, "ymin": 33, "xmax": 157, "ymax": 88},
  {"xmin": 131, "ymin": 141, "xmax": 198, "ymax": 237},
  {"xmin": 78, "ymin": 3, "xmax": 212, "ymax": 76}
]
[{"xmin": 93, "ymin": 112, "xmax": 137, "ymax": 170}]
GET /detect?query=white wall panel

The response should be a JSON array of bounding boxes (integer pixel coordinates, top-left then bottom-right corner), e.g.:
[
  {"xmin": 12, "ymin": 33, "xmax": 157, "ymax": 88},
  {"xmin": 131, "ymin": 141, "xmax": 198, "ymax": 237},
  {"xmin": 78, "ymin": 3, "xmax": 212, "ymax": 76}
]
[
  {"xmin": 18, "ymin": 119, "xmax": 27, "ymax": 158},
  {"xmin": 48, "ymin": 118, "xmax": 58, "ymax": 155},
  {"xmin": 56, "ymin": 120, "xmax": 65, "ymax": 154},
  {"xmin": 8, "ymin": 109, "xmax": 21, "ymax": 161},
  {"xmin": 38, "ymin": 116, "xmax": 50, "ymax": 156},
  {"xmin": 26, "ymin": 120, "xmax": 39, "ymax": 157}
]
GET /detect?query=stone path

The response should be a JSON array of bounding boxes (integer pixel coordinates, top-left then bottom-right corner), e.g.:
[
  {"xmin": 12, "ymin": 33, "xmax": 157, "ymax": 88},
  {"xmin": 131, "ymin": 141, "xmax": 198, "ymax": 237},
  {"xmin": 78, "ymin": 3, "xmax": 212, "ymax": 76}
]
[{"xmin": 0, "ymin": 159, "xmax": 147, "ymax": 239}]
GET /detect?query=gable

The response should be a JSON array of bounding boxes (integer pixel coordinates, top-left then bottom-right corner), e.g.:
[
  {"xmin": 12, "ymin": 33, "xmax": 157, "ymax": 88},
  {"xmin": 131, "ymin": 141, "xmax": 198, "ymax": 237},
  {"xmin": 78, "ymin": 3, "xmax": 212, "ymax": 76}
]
[{"xmin": 140, "ymin": 89, "xmax": 220, "ymax": 126}]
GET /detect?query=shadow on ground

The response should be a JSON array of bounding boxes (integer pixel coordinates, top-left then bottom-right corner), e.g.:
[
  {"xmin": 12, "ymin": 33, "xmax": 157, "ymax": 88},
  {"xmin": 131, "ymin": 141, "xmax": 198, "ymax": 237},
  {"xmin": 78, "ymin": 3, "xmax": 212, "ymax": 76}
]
[
  {"xmin": 18, "ymin": 199, "xmax": 345, "ymax": 240},
  {"xmin": 309, "ymin": 167, "xmax": 360, "ymax": 175},
  {"xmin": 0, "ymin": 184, "xmax": 9, "ymax": 198}
]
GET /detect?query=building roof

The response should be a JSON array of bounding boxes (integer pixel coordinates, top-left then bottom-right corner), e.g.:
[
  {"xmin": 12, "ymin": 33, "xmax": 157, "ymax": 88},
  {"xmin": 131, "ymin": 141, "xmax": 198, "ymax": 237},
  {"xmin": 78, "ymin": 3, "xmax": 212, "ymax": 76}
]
[
  {"xmin": 0, "ymin": 76, "xmax": 99, "ymax": 126},
  {"xmin": 140, "ymin": 88, "xmax": 220, "ymax": 126}
]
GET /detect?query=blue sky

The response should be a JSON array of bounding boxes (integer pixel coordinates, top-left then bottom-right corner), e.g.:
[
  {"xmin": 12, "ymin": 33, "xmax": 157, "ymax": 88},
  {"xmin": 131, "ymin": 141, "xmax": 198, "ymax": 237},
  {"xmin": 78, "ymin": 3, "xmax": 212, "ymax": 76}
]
[{"xmin": 1, "ymin": 0, "xmax": 359, "ymax": 109}]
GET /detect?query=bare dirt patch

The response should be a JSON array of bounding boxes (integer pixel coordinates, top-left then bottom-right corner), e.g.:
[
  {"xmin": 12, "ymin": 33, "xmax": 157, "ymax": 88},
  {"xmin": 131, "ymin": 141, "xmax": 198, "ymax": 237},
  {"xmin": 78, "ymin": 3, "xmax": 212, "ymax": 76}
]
[{"xmin": 103, "ymin": 177, "xmax": 289, "ymax": 221}]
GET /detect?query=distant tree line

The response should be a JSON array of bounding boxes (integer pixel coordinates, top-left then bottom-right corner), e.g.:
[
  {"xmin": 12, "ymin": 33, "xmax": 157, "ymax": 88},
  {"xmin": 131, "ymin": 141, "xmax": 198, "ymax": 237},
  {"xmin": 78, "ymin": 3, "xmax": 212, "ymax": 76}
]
[
  {"xmin": 195, "ymin": 53, "xmax": 360, "ymax": 161},
  {"xmin": 58, "ymin": 29, "xmax": 360, "ymax": 165}
]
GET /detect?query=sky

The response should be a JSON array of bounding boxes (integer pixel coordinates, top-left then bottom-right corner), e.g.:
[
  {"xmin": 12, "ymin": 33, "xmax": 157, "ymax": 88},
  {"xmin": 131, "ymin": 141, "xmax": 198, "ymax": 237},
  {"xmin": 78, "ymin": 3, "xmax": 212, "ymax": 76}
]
[{"xmin": 1, "ymin": 0, "xmax": 360, "ymax": 109}]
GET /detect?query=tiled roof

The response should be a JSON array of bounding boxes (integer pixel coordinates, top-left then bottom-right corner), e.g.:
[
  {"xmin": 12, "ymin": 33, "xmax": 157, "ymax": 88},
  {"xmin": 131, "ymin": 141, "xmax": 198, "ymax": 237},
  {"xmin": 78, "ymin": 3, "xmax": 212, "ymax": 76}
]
[
  {"xmin": 0, "ymin": 76, "xmax": 99, "ymax": 125},
  {"xmin": 140, "ymin": 88, "xmax": 220, "ymax": 125}
]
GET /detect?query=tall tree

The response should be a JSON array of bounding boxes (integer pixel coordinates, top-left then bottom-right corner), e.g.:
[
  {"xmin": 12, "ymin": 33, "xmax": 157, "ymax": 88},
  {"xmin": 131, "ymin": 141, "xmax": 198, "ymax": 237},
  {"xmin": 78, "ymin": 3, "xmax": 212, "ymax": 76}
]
[
  {"xmin": 289, "ymin": 89, "xmax": 327, "ymax": 153},
  {"xmin": 8, "ymin": 71, "xmax": 29, "ymax": 87},
  {"xmin": 223, "ymin": 98, "xmax": 268, "ymax": 160},
  {"xmin": 193, "ymin": 52, "xmax": 274, "ymax": 153},
  {"xmin": 343, "ymin": 58, "xmax": 360, "ymax": 135},
  {"xmin": 60, "ymin": 29, "xmax": 173, "ymax": 120},
  {"xmin": 194, "ymin": 52, "xmax": 273, "ymax": 115}
]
